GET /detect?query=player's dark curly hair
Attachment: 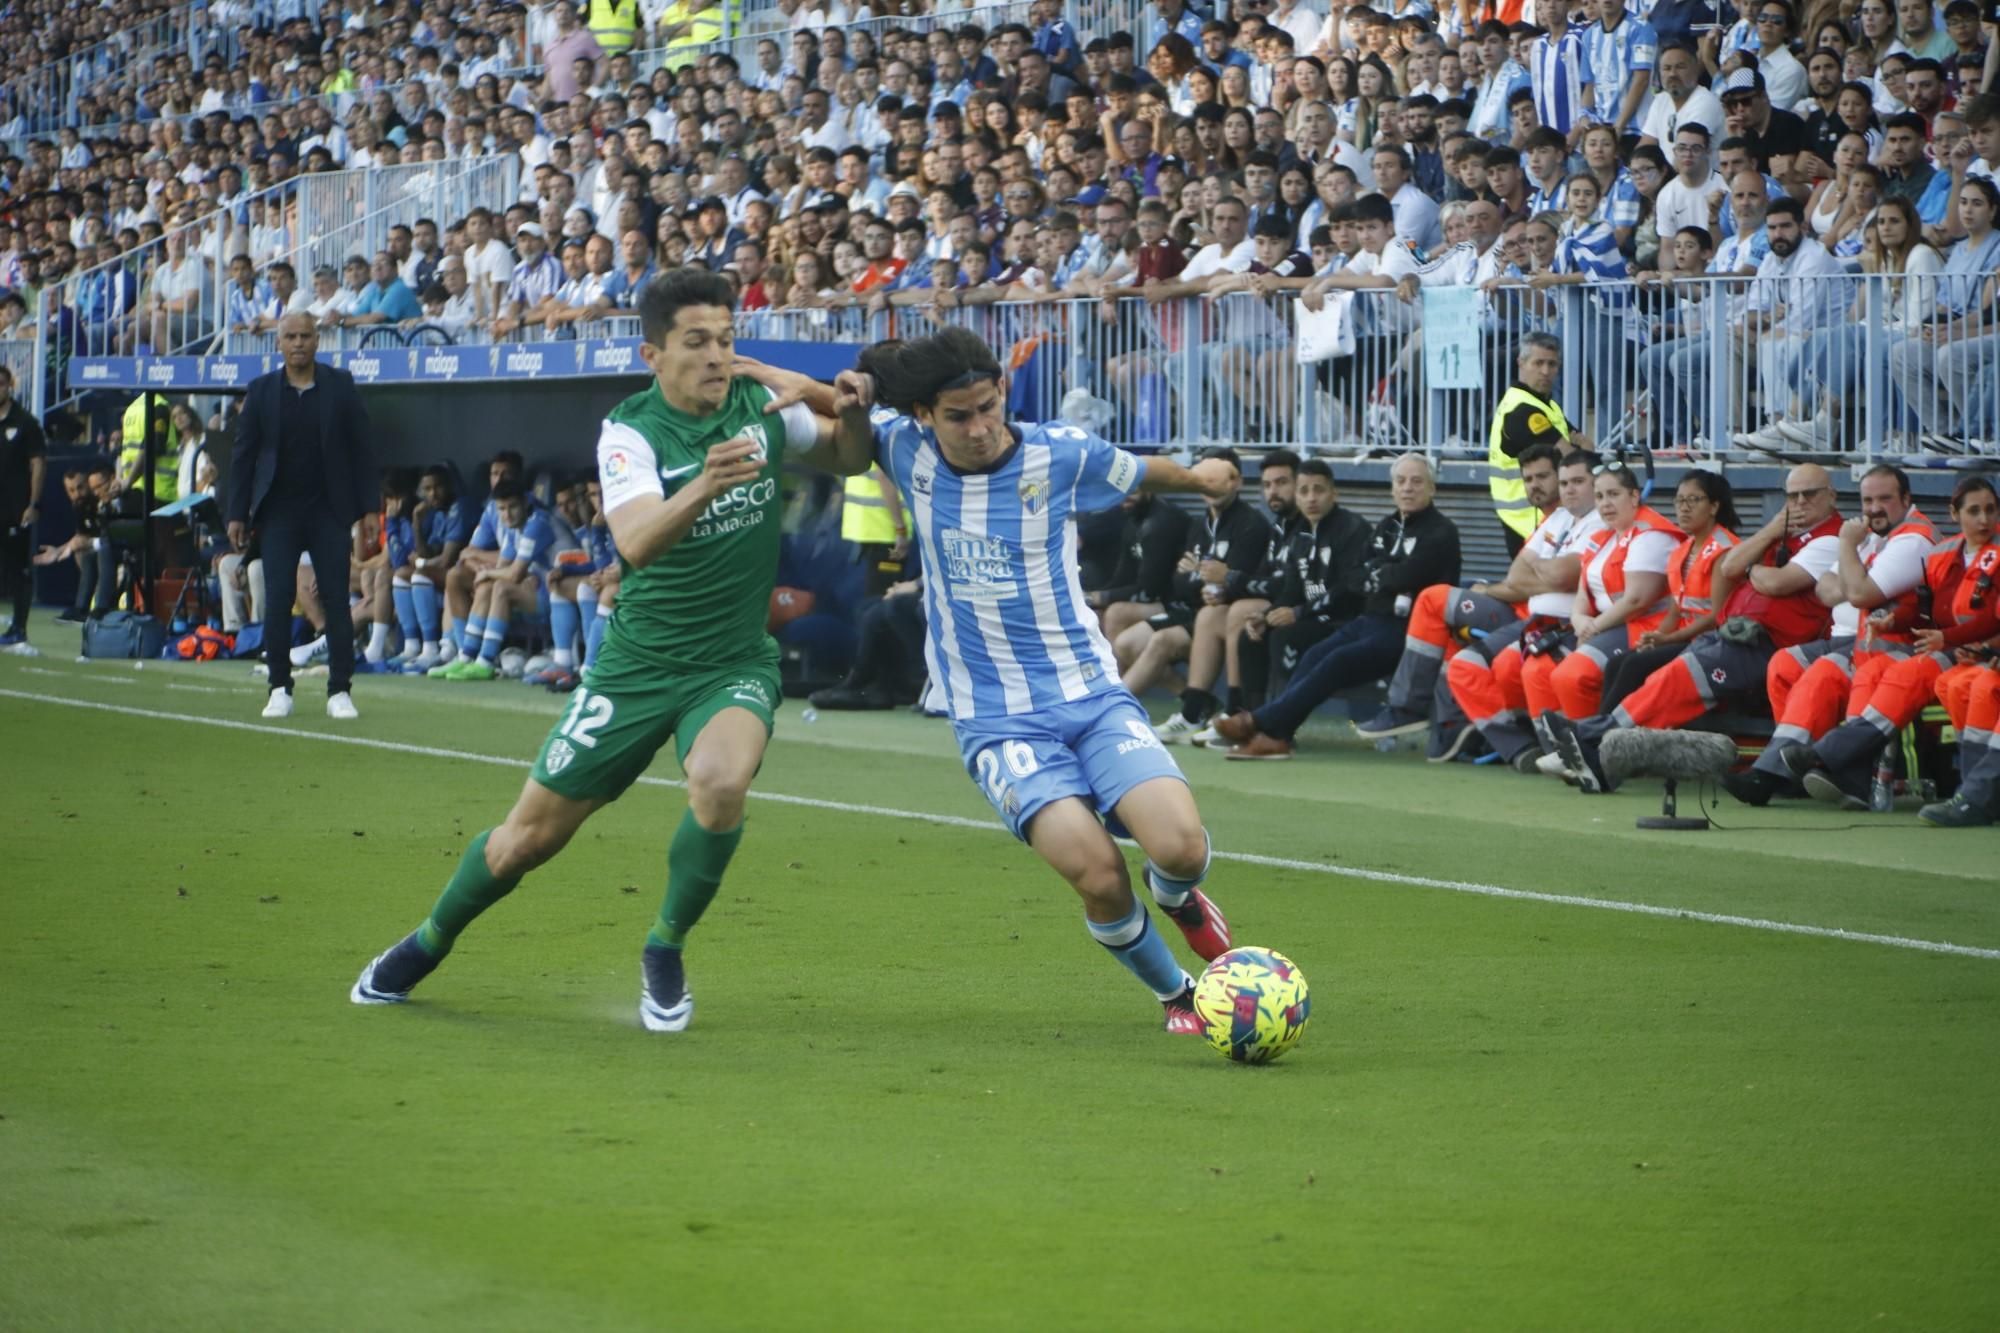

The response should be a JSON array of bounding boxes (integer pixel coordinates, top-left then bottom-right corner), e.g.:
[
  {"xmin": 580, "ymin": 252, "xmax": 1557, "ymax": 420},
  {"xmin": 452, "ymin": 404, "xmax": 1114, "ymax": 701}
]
[
  {"xmin": 638, "ymin": 267, "xmax": 736, "ymax": 345},
  {"xmin": 858, "ymin": 327, "xmax": 1002, "ymax": 413}
]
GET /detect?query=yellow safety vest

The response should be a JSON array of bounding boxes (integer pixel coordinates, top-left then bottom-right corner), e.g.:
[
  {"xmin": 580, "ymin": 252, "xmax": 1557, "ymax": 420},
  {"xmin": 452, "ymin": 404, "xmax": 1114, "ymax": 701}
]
[
  {"xmin": 842, "ymin": 472, "xmax": 899, "ymax": 545},
  {"xmin": 119, "ymin": 392, "xmax": 181, "ymax": 504},
  {"xmin": 1487, "ymin": 384, "xmax": 1567, "ymax": 542},
  {"xmin": 586, "ymin": 0, "xmax": 643, "ymax": 54},
  {"xmin": 663, "ymin": 0, "xmax": 726, "ymax": 61}
]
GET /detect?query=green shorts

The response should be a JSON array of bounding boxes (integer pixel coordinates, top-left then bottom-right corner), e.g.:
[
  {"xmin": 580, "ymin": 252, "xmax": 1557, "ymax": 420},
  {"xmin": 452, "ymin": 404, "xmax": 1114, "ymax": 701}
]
[{"xmin": 529, "ymin": 662, "xmax": 782, "ymax": 802}]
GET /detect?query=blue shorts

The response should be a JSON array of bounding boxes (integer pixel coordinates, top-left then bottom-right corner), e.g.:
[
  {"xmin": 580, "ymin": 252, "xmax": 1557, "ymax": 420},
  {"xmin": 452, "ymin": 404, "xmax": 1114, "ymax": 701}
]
[{"xmin": 954, "ymin": 691, "xmax": 1187, "ymax": 842}]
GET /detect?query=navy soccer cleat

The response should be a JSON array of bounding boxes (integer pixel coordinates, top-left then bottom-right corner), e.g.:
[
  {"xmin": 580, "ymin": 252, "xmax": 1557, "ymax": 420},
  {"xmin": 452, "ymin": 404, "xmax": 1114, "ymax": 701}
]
[
  {"xmin": 351, "ymin": 931, "xmax": 442, "ymax": 1004},
  {"xmin": 640, "ymin": 942, "xmax": 695, "ymax": 1033}
]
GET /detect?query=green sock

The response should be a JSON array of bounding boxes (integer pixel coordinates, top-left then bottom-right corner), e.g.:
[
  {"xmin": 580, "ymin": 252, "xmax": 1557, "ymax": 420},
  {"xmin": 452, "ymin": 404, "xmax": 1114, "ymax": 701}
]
[
  {"xmin": 417, "ymin": 830, "xmax": 522, "ymax": 957},
  {"xmin": 646, "ymin": 809, "xmax": 744, "ymax": 950}
]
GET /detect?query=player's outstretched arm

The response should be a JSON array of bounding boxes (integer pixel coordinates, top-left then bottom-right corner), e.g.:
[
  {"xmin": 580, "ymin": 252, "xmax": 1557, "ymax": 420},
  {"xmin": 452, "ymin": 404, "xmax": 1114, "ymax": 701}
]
[
  {"xmin": 732, "ymin": 356, "xmax": 876, "ymax": 477},
  {"xmin": 1137, "ymin": 455, "xmax": 1237, "ymax": 501},
  {"xmin": 604, "ymin": 438, "xmax": 763, "ymax": 569}
]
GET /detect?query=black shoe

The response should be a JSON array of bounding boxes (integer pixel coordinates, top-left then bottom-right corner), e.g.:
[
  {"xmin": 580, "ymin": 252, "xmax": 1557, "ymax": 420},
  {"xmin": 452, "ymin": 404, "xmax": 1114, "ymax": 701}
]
[
  {"xmin": 1720, "ymin": 769, "xmax": 1778, "ymax": 807},
  {"xmin": 808, "ymin": 683, "xmax": 895, "ymax": 710},
  {"xmin": 350, "ymin": 930, "xmax": 443, "ymax": 1004},
  {"xmin": 57, "ymin": 608, "xmax": 87, "ymax": 623},
  {"xmin": 1773, "ymin": 741, "xmax": 1814, "ymax": 782},
  {"xmin": 1509, "ymin": 745, "xmax": 1545, "ymax": 775},
  {"xmin": 1354, "ymin": 707, "xmax": 1428, "ymax": 740},
  {"xmin": 1803, "ymin": 766, "xmax": 1872, "ymax": 811},
  {"xmin": 640, "ymin": 942, "xmax": 694, "ymax": 1032},
  {"xmin": 1544, "ymin": 714, "xmax": 1614, "ymax": 794}
]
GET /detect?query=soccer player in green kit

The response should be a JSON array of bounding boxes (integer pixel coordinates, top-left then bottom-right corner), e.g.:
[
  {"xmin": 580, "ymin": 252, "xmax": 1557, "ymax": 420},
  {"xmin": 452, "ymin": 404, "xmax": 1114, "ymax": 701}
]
[{"xmin": 351, "ymin": 269, "xmax": 874, "ymax": 1031}]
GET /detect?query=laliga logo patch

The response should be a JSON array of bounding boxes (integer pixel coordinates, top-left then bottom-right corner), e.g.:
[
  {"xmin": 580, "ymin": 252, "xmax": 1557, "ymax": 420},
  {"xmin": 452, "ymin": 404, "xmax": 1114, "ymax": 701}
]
[
  {"xmin": 545, "ymin": 738, "xmax": 575, "ymax": 775},
  {"xmin": 602, "ymin": 448, "xmax": 632, "ymax": 482}
]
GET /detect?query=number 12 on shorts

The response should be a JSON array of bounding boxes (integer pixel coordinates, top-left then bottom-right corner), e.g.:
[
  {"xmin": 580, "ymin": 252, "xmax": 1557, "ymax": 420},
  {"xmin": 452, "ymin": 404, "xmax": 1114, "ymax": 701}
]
[
  {"xmin": 976, "ymin": 740, "xmax": 1040, "ymax": 802},
  {"xmin": 558, "ymin": 688, "xmax": 615, "ymax": 748}
]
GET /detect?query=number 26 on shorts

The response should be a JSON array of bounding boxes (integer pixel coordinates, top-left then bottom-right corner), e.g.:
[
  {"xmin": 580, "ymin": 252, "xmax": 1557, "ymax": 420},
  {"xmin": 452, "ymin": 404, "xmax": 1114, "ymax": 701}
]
[{"xmin": 975, "ymin": 740, "xmax": 1039, "ymax": 801}]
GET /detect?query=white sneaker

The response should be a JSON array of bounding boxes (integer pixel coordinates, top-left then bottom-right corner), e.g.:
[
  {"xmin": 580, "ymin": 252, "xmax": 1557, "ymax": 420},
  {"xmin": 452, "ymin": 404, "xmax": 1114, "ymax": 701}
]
[
  {"xmin": 436, "ymin": 638, "xmax": 460, "ymax": 663},
  {"xmin": 289, "ymin": 634, "xmax": 329, "ymax": 667},
  {"xmin": 1189, "ymin": 724, "xmax": 1221, "ymax": 747},
  {"xmin": 1774, "ymin": 415, "xmax": 1830, "ymax": 448},
  {"xmin": 1731, "ymin": 424, "xmax": 1790, "ymax": 451},
  {"xmin": 1153, "ymin": 712, "xmax": 1202, "ymax": 744},
  {"xmin": 326, "ymin": 691, "xmax": 359, "ymax": 720},
  {"xmin": 261, "ymin": 688, "xmax": 294, "ymax": 719},
  {"xmin": 1535, "ymin": 749, "xmax": 1575, "ymax": 780},
  {"xmin": 403, "ymin": 647, "xmax": 441, "ymax": 675}
]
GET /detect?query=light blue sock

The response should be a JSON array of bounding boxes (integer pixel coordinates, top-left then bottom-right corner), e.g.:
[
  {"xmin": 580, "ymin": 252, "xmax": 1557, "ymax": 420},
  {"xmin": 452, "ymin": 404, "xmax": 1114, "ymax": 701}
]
[
  {"xmin": 549, "ymin": 595, "xmax": 580, "ymax": 666},
  {"xmin": 411, "ymin": 576, "xmax": 442, "ymax": 644},
  {"xmin": 479, "ymin": 625, "xmax": 506, "ymax": 663},
  {"xmin": 1086, "ymin": 900, "xmax": 1188, "ymax": 1001},
  {"xmin": 1143, "ymin": 831, "xmax": 1211, "ymax": 909},
  {"xmin": 459, "ymin": 614, "xmax": 484, "ymax": 656},
  {"xmin": 391, "ymin": 579, "xmax": 420, "ymax": 649},
  {"xmin": 584, "ymin": 602, "xmax": 611, "ymax": 667}
]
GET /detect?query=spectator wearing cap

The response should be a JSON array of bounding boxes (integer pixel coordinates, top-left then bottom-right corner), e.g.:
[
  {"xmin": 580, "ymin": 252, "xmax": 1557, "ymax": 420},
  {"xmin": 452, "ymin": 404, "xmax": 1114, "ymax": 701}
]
[
  {"xmin": 492, "ymin": 223, "xmax": 563, "ymax": 338},
  {"xmin": 1719, "ymin": 67, "xmax": 1818, "ymax": 195}
]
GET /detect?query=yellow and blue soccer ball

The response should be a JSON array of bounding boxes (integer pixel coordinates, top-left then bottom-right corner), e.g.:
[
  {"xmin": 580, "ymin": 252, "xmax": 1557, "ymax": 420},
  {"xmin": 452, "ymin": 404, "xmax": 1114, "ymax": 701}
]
[{"xmin": 1191, "ymin": 947, "xmax": 1311, "ymax": 1064}]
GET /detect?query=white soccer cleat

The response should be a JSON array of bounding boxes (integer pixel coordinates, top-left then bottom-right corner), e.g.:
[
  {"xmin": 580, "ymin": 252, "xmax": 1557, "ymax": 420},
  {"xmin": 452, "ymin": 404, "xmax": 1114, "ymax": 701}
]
[
  {"xmin": 1189, "ymin": 724, "xmax": 1221, "ymax": 748},
  {"xmin": 261, "ymin": 688, "xmax": 294, "ymax": 719},
  {"xmin": 327, "ymin": 691, "xmax": 359, "ymax": 720},
  {"xmin": 1153, "ymin": 713, "xmax": 1202, "ymax": 744}
]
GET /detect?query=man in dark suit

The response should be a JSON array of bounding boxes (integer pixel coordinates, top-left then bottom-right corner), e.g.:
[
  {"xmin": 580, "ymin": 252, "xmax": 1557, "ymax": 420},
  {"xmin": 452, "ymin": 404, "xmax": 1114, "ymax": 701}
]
[{"xmin": 227, "ymin": 311, "xmax": 378, "ymax": 720}]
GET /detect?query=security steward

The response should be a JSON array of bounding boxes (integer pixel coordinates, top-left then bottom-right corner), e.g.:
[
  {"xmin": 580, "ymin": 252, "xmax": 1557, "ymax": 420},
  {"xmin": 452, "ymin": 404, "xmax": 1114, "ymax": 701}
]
[
  {"xmin": 1489, "ymin": 332, "xmax": 1591, "ymax": 556},
  {"xmin": 843, "ymin": 463, "xmax": 909, "ymax": 595},
  {"xmin": 586, "ymin": 0, "xmax": 645, "ymax": 55}
]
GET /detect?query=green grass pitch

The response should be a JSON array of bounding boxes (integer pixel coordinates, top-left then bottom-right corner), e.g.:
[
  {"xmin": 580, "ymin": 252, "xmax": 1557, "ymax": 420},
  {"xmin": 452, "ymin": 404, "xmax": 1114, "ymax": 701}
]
[{"xmin": 4, "ymin": 640, "xmax": 1998, "ymax": 1331}]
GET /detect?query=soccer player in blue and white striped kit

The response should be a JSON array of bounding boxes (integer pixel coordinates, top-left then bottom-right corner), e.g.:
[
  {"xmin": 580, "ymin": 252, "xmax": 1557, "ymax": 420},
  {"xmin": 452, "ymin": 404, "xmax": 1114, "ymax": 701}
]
[{"xmin": 852, "ymin": 328, "xmax": 1238, "ymax": 1035}]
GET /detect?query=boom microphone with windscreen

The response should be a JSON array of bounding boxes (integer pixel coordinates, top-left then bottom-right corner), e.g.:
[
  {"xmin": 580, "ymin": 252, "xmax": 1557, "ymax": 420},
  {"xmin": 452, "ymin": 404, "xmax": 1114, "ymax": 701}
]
[{"xmin": 1600, "ymin": 730, "xmax": 1739, "ymax": 830}]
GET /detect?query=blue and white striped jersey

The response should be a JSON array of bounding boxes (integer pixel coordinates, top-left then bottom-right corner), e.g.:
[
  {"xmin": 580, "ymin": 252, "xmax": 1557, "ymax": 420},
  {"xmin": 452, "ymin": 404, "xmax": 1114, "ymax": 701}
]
[
  {"xmin": 1580, "ymin": 15, "xmax": 1656, "ymax": 127},
  {"xmin": 1529, "ymin": 28, "xmax": 1595, "ymax": 136},
  {"xmin": 872, "ymin": 410, "xmax": 1147, "ymax": 721}
]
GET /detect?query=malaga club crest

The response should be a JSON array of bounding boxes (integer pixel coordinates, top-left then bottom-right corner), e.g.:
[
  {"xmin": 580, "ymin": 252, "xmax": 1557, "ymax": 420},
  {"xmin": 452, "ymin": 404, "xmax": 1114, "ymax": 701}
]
[{"xmin": 1017, "ymin": 478, "xmax": 1049, "ymax": 516}]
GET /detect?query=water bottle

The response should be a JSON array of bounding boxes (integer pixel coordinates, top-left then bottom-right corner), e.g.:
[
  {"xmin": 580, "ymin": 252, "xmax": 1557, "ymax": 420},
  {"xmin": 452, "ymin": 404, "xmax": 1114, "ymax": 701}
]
[
  {"xmin": 800, "ymin": 706, "xmax": 818, "ymax": 724},
  {"xmin": 1869, "ymin": 756, "xmax": 1895, "ymax": 813}
]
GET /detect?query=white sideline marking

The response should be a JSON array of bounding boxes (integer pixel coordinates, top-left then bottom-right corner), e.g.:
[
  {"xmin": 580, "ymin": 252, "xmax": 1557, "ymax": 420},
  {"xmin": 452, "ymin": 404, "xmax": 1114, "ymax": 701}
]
[{"xmin": 4, "ymin": 685, "xmax": 1998, "ymax": 963}]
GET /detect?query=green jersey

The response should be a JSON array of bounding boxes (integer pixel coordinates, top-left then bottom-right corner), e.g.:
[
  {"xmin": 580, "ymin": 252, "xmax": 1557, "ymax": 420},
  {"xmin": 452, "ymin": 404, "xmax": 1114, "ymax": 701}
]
[{"xmin": 591, "ymin": 377, "xmax": 817, "ymax": 686}]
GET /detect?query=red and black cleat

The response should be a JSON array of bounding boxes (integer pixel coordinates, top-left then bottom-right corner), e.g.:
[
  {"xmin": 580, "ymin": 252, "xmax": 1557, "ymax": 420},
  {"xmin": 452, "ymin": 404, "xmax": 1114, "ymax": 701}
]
[
  {"xmin": 1162, "ymin": 983, "xmax": 1204, "ymax": 1036},
  {"xmin": 1162, "ymin": 888, "xmax": 1231, "ymax": 963}
]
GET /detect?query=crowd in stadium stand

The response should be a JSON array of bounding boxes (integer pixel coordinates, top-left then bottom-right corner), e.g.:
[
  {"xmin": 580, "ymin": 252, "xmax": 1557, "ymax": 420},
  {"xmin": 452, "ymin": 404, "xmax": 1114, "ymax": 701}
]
[
  {"xmin": 4, "ymin": 0, "xmax": 2000, "ymax": 825},
  {"xmin": 0, "ymin": 0, "xmax": 1994, "ymax": 451}
]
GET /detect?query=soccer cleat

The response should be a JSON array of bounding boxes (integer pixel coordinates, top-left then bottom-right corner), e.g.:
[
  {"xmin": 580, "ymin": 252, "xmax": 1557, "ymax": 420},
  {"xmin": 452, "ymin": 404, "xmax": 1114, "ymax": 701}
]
[
  {"xmin": 1223, "ymin": 734, "xmax": 1293, "ymax": 760},
  {"xmin": 450, "ymin": 657, "xmax": 498, "ymax": 681},
  {"xmin": 1353, "ymin": 707, "xmax": 1428, "ymax": 740},
  {"xmin": 542, "ymin": 667, "xmax": 580, "ymax": 693},
  {"xmin": 640, "ymin": 942, "xmax": 695, "ymax": 1032},
  {"xmin": 1804, "ymin": 767, "xmax": 1872, "ymax": 811},
  {"xmin": 1161, "ymin": 982, "xmax": 1203, "ymax": 1036},
  {"xmin": 1152, "ymin": 712, "xmax": 1204, "ymax": 744},
  {"xmin": 261, "ymin": 687, "xmax": 294, "ymax": 719},
  {"xmin": 1158, "ymin": 887, "xmax": 1231, "ymax": 962},
  {"xmin": 1918, "ymin": 795, "xmax": 1995, "ymax": 828},
  {"xmin": 351, "ymin": 931, "xmax": 442, "ymax": 1004},
  {"xmin": 1188, "ymin": 723, "xmax": 1221, "ymax": 747},
  {"xmin": 402, "ymin": 649, "xmax": 441, "ymax": 674},
  {"xmin": 426, "ymin": 657, "xmax": 459, "ymax": 678},
  {"xmin": 326, "ymin": 691, "xmax": 359, "ymax": 720}
]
